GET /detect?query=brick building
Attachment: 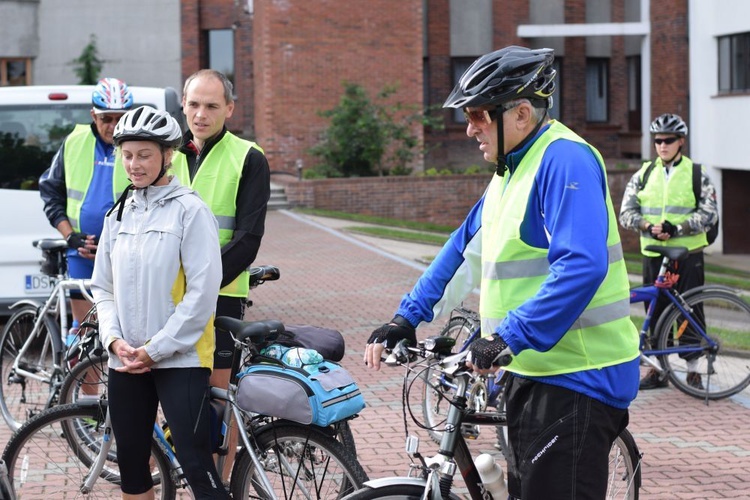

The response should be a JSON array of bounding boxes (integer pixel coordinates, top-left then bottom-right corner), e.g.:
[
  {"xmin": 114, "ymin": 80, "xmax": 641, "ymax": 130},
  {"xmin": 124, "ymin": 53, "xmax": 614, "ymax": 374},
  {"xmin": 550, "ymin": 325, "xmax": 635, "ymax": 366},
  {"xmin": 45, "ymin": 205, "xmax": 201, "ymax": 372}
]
[
  {"xmin": 2, "ymin": 0, "xmax": 748, "ymax": 252},
  {"xmin": 179, "ymin": 0, "xmax": 689, "ymax": 174}
]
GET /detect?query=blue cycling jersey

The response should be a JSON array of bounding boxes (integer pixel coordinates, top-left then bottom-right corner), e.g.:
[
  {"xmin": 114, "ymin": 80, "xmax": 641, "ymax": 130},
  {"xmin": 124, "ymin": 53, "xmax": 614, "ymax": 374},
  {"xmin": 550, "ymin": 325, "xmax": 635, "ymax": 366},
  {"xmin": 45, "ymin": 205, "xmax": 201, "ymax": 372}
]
[{"xmin": 396, "ymin": 123, "xmax": 639, "ymax": 409}]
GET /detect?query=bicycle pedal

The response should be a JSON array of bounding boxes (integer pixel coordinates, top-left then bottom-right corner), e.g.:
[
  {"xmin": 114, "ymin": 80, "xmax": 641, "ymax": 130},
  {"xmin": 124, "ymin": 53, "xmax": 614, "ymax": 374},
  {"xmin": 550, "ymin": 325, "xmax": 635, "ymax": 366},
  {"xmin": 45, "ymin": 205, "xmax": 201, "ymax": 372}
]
[{"xmin": 461, "ymin": 424, "xmax": 480, "ymax": 440}]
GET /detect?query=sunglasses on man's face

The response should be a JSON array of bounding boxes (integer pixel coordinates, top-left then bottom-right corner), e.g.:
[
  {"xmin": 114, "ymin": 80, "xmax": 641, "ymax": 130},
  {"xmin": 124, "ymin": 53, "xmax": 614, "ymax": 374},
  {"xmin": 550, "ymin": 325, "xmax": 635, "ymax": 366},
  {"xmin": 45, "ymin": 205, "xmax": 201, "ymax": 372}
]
[
  {"xmin": 654, "ymin": 137, "xmax": 679, "ymax": 145},
  {"xmin": 463, "ymin": 108, "xmax": 494, "ymax": 127},
  {"xmin": 97, "ymin": 115, "xmax": 122, "ymax": 125}
]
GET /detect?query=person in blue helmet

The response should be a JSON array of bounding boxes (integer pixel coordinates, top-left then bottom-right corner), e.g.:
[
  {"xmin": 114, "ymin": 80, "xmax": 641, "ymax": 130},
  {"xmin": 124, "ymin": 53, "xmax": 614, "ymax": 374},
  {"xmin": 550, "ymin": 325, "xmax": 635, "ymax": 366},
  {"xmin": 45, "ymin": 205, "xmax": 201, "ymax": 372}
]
[
  {"xmin": 364, "ymin": 46, "xmax": 640, "ymax": 499},
  {"xmin": 39, "ymin": 77, "xmax": 134, "ymax": 331}
]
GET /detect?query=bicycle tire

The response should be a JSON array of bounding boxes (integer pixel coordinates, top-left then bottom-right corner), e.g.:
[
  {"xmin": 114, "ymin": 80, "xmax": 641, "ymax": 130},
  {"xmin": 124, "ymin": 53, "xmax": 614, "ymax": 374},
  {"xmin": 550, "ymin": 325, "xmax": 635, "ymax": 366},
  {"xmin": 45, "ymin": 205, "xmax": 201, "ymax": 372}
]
[
  {"xmin": 0, "ymin": 305, "xmax": 60, "ymax": 431},
  {"xmin": 422, "ymin": 316, "xmax": 477, "ymax": 443},
  {"xmin": 340, "ymin": 483, "xmax": 462, "ymax": 500},
  {"xmin": 1, "ymin": 402, "xmax": 176, "ymax": 499},
  {"xmin": 333, "ymin": 419, "xmax": 358, "ymax": 457},
  {"xmin": 655, "ymin": 287, "xmax": 750, "ymax": 399},
  {"xmin": 607, "ymin": 429, "xmax": 641, "ymax": 500},
  {"xmin": 494, "ymin": 387, "xmax": 510, "ymax": 459},
  {"xmin": 58, "ymin": 353, "xmax": 109, "ymax": 405},
  {"xmin": 230, "ymin": 422, "xmax": 368, "ymax": 499}
]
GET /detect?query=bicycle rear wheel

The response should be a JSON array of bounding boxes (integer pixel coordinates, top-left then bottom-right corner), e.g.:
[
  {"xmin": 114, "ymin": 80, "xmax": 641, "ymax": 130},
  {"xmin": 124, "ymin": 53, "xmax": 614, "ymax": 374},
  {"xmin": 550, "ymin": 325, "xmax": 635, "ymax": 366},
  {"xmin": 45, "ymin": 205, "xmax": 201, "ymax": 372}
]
[
  {"xmin": 656, "ymin": 287, "xmax": 750, "ymax": 399},
  {"xmin": 1, "ymin": 402, "xmax": 175, "ymax": 499},
  {"xmin": 0, "ymin": 305, "xmax": 59, "ymax": 431},
  {"xmin": 607, "ymin": 429, "xmax": 641, "ymax": 500},
  {"xmin": 230, "ymin": 422, "xmax": 368, "ymax": 499}
]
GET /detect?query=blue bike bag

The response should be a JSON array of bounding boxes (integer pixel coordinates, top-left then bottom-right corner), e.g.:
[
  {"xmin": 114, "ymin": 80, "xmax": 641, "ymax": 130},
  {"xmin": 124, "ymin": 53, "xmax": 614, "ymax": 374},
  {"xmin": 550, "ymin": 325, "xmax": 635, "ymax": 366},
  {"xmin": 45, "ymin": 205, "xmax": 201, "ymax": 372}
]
[{"xmin": 236, "ymin": 356, "xmax": 365, "ymax": 427}]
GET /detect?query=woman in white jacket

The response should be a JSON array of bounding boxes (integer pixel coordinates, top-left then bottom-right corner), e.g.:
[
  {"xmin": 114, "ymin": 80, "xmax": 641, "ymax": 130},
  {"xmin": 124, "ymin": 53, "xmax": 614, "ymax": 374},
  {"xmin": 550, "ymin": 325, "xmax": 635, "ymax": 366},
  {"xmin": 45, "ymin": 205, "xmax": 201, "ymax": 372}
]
[{"xmin": 92, "ymin": 106, "xmax": 229, "ymax": 499}]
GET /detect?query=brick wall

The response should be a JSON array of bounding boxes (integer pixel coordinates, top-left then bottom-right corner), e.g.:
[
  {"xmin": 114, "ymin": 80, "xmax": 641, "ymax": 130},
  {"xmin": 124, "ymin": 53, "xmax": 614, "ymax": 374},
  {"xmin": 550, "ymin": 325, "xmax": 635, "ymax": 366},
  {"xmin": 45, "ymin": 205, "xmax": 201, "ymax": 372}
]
[
  {"xmin": 283, "ymin": 168, "xmax": 641, "ymax": 253},
  {"xmin": 181, "ymin": 0, "xmax": 689, "ymax": 177},
  {"xmin": 180, "ymin": 0, "xmax": 256, "ymax": 138},
  {"xmin": 253, "ymin": 0, "xmax": 424, "ymax": 176}
]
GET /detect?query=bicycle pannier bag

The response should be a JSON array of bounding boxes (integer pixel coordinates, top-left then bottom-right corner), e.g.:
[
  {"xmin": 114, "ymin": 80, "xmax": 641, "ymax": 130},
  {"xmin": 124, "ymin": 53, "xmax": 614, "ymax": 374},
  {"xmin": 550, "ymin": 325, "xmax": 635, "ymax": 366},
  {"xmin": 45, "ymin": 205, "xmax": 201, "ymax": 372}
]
[{"xmin": 236, "ymin": 359, "xmax": 365, "ymax": 427}]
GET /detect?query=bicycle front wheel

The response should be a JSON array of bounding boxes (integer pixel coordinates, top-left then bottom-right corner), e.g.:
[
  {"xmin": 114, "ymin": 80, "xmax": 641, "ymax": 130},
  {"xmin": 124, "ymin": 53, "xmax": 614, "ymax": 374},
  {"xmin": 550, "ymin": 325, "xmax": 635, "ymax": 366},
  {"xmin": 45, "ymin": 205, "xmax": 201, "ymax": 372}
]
[
  {"xmin": 422, "ymin": 316, "xmax": 478, "ymax": 443},
  {"xmin": 230, "ymin": 422, "xmax": 368, "ymax": 499},
  {"xmin": 1, "ymin": 402, "xmax": 175, "ymax": 499},
  {"xmin": 0, "ymin": 305, "xmax": 59, "ymax": 431},
  {"xmin": 58, "ymin": 353, "xmax": 109, "ymax": 405},
  {"xmin": 607, "ymin": 429, "xmax": 641, "ymax": 500},
  {"xmin": 340, "ymin": 483, "xmax": 462, "ymax": 500},
  {"xmin": 656, "ymin": 287, "xmax": 750, "ymax": 399}
]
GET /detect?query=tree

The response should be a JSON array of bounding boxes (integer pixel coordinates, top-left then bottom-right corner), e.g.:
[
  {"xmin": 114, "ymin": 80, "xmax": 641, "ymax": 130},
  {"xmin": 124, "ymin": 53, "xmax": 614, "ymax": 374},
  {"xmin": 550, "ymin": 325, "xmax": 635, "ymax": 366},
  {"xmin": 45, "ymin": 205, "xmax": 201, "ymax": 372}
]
[
  {"xmin": 309, "ymin": 82, "xmax": 441, "ymax": 178},
  {"xmin": 70, "ymin": 35, "xmax": 103, "ymax": 84}
]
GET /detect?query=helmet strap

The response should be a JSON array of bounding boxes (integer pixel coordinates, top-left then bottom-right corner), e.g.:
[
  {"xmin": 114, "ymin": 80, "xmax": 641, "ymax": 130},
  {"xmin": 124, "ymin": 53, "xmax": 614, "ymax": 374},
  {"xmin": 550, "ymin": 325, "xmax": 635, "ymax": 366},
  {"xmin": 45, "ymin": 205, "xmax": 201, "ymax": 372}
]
[
  {"xmin": 664, "ymin": 146, "xmax": 682, "ymax": 165},
  {"xmin": 106, "ymin": 184, "xmax": 135, "ymax": 222},
  {"xmin": 149, "ymin": 147, "xmax": 169, "ymax": 187},
  {"xmin": 495, "ymin": 109, "xmax": 507, "ymax": 177}
]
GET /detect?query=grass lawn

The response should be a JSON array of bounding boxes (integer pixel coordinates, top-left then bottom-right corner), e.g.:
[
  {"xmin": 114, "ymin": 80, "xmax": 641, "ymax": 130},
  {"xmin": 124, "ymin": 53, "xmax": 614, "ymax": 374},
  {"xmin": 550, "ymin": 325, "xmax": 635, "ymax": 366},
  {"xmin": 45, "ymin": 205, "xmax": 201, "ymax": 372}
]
[{"xmin": 293, "ymin": 208, "xmax": 750, "ymax": 291}]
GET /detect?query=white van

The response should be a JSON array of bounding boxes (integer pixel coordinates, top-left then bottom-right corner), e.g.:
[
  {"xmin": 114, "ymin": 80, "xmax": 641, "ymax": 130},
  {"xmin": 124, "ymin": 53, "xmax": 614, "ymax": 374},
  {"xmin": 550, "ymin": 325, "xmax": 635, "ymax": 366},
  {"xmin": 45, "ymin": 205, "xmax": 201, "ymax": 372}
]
[{"xmin": 0, "ymin": 85, "xmax": 183, "ymax": 316}]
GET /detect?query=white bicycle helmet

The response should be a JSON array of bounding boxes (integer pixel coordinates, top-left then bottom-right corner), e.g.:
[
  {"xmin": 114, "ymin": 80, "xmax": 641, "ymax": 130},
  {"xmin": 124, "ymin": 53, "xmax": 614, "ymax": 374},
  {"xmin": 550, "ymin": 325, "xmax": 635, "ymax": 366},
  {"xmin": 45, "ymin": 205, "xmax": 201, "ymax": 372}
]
[
  {"xmin": 92, "ymin": 78, "xmax": 133, "ymax": 113},
  {"xmin": 649, "ymin": 113, "xmax": 688, "ymax": 137},
  {"xmin": 113, "ymin": 106, "xmax": 182, "ymax": 148}
]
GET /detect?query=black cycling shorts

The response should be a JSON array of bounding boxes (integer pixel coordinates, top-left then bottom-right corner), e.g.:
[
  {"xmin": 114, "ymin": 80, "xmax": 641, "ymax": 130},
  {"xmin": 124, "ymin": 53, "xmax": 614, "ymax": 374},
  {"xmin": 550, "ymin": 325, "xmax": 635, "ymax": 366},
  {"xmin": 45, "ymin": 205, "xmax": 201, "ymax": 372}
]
[{"xmin": 214, "ymin": 295, "xmax": 245, "ymax": 369}]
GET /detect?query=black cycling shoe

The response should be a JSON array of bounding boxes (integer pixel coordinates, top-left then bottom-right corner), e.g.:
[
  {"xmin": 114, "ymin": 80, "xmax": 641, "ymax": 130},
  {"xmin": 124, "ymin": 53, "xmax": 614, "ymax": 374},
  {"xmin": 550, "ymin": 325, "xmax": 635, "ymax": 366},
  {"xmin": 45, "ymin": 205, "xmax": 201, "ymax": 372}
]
[{"xmin": 639, "ymin": 369, "xmax": 668, "ymax": 390}]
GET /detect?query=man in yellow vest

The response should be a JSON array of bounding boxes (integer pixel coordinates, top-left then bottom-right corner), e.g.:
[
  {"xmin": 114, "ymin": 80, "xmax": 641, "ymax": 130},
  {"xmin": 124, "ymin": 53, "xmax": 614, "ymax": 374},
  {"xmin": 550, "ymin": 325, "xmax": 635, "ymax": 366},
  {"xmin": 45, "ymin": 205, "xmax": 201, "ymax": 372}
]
[
  {"xmin": 39, "ymin": 77, "xmax": 133, "ymax": 332},
  {"xmin": 619, "ymin": 113, "xmax": 719, "ymax": 390},
  {"xmin": 364, "ymin": 46, "xmax": 640, "ymax": 499},
  {"xmin": 172, "ymin": 69, "xmax": 270, "ymax": 475}
]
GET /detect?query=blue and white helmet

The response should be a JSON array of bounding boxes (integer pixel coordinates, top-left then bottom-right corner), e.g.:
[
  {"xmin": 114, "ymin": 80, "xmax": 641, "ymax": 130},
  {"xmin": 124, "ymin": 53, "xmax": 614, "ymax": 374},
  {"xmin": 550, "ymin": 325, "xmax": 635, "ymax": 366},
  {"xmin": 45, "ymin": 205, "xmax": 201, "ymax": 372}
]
[{"xmin": 92, "ymin": 78, "xmax": 133, "ymax": 114}]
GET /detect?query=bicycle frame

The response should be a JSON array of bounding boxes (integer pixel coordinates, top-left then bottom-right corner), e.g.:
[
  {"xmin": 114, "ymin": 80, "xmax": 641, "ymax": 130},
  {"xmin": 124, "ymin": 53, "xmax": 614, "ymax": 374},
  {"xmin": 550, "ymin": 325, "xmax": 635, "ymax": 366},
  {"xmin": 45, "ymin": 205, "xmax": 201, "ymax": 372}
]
[
  {"xmin": 9, "ymin": 278, "xmax": 93, "ymax": 387},
  {"xmin": 628, "ymin": 253, "xmax": 720, "ymax": 370}
]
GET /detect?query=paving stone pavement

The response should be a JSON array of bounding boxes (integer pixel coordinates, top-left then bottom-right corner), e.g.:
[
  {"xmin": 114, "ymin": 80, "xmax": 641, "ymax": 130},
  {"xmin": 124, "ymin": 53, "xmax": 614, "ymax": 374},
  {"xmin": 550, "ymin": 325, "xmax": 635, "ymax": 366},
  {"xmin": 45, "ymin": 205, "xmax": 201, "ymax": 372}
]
[
  {"xmin": 247, "ymin": 210, "xmax": 750, "ymax": 500},
  {"xmin": 1, "ymin": 209, "xmax": 747, "ymax": 499}
]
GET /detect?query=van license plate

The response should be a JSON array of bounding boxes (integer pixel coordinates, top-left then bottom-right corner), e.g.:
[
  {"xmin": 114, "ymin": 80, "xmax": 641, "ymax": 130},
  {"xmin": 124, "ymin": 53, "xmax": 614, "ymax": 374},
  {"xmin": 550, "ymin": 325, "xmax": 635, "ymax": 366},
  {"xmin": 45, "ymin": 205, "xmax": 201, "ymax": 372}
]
[{"xmin": 25, "ymin": 274, "xmax": 57, "ymax": 294}]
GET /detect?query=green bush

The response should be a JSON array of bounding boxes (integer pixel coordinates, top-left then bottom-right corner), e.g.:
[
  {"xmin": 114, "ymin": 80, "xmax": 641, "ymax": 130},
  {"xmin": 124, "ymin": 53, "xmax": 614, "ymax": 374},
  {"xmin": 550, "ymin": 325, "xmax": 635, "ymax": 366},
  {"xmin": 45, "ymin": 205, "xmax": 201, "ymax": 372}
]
[
  {"xmin": 70, "ymin": 34, "xmax": 102, "ymax": 85},
  {"xmin": 309, "ymin": 82, "xmax": 442, "ymax": 178}
]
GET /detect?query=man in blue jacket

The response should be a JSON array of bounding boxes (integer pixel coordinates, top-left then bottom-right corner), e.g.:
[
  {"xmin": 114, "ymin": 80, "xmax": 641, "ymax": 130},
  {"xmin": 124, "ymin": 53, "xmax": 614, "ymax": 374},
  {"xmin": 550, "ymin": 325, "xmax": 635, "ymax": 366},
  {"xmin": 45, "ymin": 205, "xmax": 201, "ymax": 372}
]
[
  {"xmin": 364, "ymin": 46, "xmax": 640, "ymax": 499},
  {"xmin": 39, "ymin": 77, "xmax": 133, "ymax": 332}
]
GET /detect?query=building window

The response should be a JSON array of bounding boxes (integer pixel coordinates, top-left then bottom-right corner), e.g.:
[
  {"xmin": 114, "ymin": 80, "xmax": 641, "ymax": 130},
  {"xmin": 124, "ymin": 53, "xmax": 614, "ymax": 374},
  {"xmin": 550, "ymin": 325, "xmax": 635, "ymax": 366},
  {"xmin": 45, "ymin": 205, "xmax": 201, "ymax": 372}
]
[
  {"xmin": 0, "ymin": 58, "xmax": 31, "ymax": 86},
  {"xmin": 627, "ymin": 55, "xmax": 641, "ymax": 130},
  {"xmin": 586, "ymin": 58, "xmax": 608, "ymax": 122},
  {"xmin": 718, "ymin": 32, "xmax": 750, "ymax": 92},
  {"xmin": 207, "ymin": 29, "xmax": 235, "ymax": 85},
  {"xmin": 451, "ymin": 57, "xmax": 476, "ymax": 123}
]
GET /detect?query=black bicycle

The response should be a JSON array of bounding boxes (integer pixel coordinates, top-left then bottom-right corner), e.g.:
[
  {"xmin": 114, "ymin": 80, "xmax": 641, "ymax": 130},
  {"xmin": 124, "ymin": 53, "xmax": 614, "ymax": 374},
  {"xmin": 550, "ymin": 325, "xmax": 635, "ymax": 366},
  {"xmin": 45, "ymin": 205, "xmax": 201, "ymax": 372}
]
[{"xmin": 343, "ymin": 337, "xmax": 642, "ymax": 500}]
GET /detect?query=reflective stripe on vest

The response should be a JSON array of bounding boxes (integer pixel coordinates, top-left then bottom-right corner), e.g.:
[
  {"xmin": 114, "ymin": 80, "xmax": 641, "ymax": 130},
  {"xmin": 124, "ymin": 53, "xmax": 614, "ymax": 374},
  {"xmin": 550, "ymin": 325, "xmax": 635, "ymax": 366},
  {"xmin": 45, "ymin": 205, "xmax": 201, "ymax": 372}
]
[
  {"xmin": 172, "ymin": 132, "xmax": 261, "ymax": 297},
  {"xmin": 63, "ymin": 124, "xmax": 129, "ymax": 231},
  {"xmin": 479, "ymin": 120, "xmax": 639, "ymax": 377},
  {"xmin": 637, "ymin": 157, "xmax": 708, "ymax": 256}
]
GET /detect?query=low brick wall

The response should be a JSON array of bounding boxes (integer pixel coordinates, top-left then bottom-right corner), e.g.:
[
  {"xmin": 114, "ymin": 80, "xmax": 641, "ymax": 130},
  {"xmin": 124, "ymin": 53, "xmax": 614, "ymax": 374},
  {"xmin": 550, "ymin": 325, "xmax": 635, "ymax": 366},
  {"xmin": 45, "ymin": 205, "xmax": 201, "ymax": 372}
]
[{"xmin": 282, "ymin": 168, "xmax": 640, "ymax": 253}]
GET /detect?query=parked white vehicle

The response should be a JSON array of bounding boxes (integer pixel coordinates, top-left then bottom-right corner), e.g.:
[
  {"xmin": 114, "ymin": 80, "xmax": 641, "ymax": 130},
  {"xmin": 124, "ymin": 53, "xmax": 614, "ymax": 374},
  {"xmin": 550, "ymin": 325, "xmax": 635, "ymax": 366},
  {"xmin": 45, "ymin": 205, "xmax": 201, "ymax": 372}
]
[{"xmin": 0, "ymin": 85, "xmax": 183, "ymax": 316}]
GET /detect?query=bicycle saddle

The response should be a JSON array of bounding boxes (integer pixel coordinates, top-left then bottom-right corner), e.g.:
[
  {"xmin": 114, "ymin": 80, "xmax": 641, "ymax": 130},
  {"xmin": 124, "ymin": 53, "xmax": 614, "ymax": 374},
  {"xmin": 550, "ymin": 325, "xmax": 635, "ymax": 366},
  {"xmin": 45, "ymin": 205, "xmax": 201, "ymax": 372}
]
[
  {"xmin": 214, "ymin": 317, "xmax": 284, "ymax": 344},
  {"xmin": 643, "ymin": 245, "xmax": 689, "ymax": 261}
]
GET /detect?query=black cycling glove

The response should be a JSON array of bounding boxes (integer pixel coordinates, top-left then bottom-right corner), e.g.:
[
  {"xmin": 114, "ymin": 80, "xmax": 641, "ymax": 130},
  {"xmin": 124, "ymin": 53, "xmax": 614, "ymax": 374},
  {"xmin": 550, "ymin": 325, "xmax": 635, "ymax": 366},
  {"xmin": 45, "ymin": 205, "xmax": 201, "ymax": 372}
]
[
  {"xmin": 66, "ymin": 232, "xmax": 88, "ymax": 250},
  {"xmin": 661, "ymin": 220, "xmax": 678, "ymax": 237},
  {"xmin": 468, "ymin": 335, "xmax": 512, "ymax": 370},
  {"xmin": 367, "ymin": 315, "xmax": 417, "ymax": 349}
]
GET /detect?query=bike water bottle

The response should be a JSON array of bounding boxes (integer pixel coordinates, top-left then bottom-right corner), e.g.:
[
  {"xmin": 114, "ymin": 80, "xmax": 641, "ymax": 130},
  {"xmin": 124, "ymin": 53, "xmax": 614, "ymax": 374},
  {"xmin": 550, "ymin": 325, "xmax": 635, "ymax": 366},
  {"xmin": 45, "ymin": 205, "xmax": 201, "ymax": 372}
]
[{"xmin": 474, "ymin": 453, "xmax": 508, "ymax": 499}]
